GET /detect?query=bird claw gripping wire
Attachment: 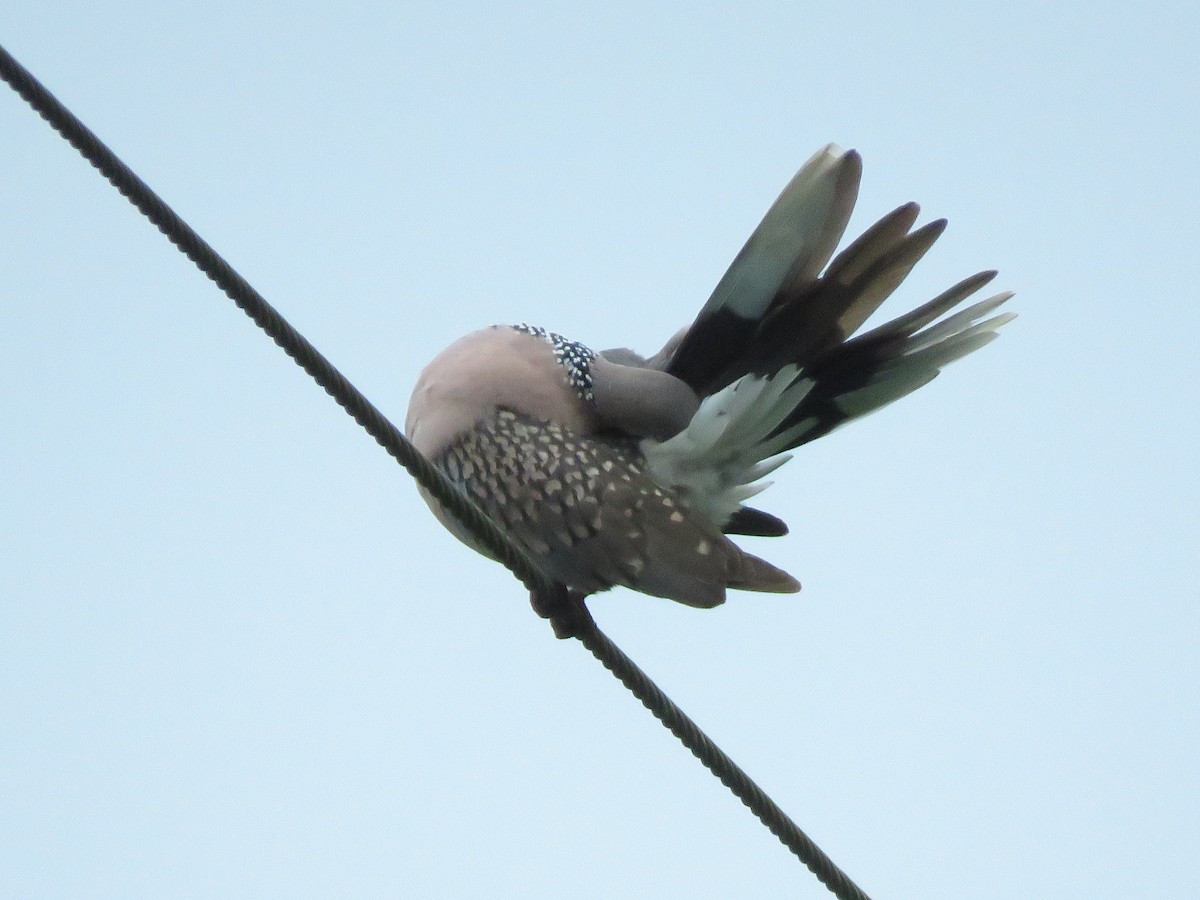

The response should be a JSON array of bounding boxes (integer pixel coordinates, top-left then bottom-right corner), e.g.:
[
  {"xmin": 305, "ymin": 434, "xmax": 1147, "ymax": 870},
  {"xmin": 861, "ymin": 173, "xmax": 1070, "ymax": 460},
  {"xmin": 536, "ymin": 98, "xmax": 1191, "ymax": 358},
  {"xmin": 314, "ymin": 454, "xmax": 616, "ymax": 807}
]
[{"xmin": 530, "ymin": 587, "xmax": 596, "ymax": 640}]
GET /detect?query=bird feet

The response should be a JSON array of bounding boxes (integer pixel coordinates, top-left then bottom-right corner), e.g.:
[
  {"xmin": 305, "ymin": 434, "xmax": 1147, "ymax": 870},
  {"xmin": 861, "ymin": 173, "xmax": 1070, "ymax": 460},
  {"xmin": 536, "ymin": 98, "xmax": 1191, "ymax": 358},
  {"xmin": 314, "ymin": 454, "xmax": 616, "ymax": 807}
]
[{"xmin": 529, "ymin": 586, "xmax": 595, "ymax": 640}]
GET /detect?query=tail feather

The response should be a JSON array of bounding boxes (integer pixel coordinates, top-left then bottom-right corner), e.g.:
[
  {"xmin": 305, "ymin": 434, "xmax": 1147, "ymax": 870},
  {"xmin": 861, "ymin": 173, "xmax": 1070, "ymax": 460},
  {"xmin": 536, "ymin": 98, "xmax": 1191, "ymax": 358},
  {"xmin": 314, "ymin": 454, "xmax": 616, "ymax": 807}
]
[
  {"xmin": 904, "ymin": 294, "xmax": 1014, "ymax": 354},
  {"xmin": 728, "ymin": 549, "xmax": 802, "ymax": 594},
  {"xmin": 723, "ymin": 506, "xmax": 789, "ymax": 537},
  {"xmin": 823, "ymin": 217, "xmax": 947, "ymax": 339},
  {"xmin": 641, "ymin": 145, "xmax": 1014, "ymax": 534},
  {"xmin": 666, "ymin": 145, "xmax": 862, "ymax": 394},
  {"xmin": 854, "ymin": 270, "xmax": 999, "ymax": 344},
  {"xmin": 822, "ymin": 202, "xmax": 922, "ymax": 287}
]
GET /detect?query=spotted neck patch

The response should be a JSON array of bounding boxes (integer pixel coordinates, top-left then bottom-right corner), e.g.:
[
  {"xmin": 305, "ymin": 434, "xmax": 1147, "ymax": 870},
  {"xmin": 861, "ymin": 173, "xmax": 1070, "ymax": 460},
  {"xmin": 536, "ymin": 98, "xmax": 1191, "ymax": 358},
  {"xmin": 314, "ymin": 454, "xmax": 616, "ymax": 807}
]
[{"xmin": 510, "ymin": 324, "xmax": 597, "ymax": 403}]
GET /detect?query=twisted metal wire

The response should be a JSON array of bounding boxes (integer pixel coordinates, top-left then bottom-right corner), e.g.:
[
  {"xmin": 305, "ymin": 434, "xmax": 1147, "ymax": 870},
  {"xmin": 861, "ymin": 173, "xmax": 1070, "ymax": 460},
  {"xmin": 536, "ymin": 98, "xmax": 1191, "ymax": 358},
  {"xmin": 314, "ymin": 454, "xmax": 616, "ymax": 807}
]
[
  {"xmin": 581, "ymin": 627, "xmax": 871, "ymax": 899},
  {"xmin": 0, "ymin": 43, "xmax": 872, "ymax": 900}
]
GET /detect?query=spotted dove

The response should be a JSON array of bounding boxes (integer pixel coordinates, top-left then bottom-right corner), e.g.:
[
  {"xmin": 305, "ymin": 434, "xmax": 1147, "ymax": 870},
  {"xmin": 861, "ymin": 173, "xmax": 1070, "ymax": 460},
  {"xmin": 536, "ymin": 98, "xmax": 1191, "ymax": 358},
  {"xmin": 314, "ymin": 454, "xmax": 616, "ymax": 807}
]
[{"xmin": 406, "ymin": 145, "xmax": 1014, "ymax": 608}]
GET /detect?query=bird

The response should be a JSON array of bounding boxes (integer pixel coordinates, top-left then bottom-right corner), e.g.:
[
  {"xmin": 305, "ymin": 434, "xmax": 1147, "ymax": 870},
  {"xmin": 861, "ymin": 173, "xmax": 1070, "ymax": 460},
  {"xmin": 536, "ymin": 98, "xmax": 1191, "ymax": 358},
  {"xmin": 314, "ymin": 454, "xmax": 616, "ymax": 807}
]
[{"xmin": 405, "ymin": 145, "xmax": 1014, "ymax": 609}]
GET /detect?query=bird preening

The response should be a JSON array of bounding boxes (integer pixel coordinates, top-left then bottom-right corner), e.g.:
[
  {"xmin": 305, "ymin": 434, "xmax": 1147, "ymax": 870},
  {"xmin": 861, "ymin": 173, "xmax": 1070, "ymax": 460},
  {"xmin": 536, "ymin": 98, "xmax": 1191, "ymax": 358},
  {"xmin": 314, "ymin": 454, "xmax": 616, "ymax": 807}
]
[{"xmin": 406, "ymin": 145, "xmax": 1014, "ymax": 609}]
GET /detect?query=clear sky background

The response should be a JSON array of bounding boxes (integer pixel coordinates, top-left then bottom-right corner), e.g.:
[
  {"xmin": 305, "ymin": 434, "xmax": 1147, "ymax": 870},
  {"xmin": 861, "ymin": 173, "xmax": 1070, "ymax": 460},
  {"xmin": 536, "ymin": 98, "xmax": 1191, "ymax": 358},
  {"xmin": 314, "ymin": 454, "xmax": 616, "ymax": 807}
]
[{"xmin": 2, "ymin": 3, "xmax": 1196, "ymax": 898}]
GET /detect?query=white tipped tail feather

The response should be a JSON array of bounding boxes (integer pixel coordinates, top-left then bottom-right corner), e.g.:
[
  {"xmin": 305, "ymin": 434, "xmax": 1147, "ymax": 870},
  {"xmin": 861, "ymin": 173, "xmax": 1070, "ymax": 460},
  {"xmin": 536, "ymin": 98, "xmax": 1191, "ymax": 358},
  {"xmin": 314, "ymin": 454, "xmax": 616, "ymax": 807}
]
[
  {"xmin": 643, "ymin": 146, "xmax": 1014, "ymax": 534},
  {"xmin": 647, "ymin": 295, "xmax": 1014, "ymax": 524},
  {"xmin": 696, "ymin": 144, "xmax": 861, "ymax": 324}
]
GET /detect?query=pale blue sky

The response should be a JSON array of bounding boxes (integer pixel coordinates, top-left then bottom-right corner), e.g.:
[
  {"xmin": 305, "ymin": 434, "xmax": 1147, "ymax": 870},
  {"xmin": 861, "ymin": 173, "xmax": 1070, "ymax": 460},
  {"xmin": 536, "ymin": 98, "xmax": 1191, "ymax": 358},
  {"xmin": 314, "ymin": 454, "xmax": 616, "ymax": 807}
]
[{"xmin": 2, "ymin": 3, "xmax": 1197, "ymax": 898}]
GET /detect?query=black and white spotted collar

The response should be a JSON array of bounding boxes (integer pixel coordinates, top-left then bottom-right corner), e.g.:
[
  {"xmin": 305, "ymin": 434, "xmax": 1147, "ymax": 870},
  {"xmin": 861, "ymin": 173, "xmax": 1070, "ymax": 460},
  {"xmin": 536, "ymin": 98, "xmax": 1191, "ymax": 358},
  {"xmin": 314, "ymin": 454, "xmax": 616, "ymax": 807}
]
[{"xmin": 510, "ymin": 323, "xmax": 596, "ymax": 403}]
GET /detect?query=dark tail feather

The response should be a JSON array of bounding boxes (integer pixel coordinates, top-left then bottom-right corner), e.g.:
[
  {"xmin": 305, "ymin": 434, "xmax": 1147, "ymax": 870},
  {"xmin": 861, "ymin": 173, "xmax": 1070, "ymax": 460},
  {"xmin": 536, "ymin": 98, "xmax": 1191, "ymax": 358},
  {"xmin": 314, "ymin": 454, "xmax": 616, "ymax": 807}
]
[{"xmin": 723, "ymin": 506, "xmax": 789, "ymax": 537}]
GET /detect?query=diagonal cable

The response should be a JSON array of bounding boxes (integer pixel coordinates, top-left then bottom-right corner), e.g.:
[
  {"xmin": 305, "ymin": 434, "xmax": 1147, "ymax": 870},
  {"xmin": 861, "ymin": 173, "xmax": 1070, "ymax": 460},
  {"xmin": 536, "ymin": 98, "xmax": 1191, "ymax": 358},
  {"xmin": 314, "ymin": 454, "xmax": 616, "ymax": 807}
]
[{"xmin": 0, "ymin": 43, "xmax": 872, "ymax": 900}]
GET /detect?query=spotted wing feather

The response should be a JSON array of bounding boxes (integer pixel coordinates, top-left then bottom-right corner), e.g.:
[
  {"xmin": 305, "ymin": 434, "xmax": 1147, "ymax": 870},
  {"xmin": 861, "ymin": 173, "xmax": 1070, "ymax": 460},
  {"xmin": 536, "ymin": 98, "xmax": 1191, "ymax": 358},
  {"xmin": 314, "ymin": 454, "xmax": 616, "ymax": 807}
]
[{"xmin": 437, "ymin": 410, "xmax": 799, "ymax": 607}]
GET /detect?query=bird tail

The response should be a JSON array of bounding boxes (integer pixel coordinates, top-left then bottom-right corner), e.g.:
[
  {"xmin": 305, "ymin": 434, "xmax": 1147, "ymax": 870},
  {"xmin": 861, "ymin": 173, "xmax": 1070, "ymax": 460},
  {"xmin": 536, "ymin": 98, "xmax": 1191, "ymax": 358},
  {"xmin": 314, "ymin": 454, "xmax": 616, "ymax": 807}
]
[{"xmin": 643, "ymin": 145, "xmax": 1014, "ymax": 529}]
